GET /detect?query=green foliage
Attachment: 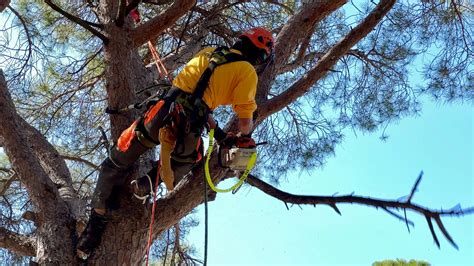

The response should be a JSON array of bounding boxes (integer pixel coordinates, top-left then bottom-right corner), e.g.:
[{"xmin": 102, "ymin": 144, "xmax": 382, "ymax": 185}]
[{"xmin": 373, "ymin": 259, "xmax": 431, "ymax": 266}]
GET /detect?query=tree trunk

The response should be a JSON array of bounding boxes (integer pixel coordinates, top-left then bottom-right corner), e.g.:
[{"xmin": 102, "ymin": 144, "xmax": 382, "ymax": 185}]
[{"xmin": 84, "ymin": 1, "xmax": 158, "ymax": 264}]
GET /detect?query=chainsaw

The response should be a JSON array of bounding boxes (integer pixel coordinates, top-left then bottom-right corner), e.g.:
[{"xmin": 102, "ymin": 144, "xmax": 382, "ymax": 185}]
[
  {"xmin": 218, "ymin": 146, "xmax": 257, "ymax": 171},
  {"xmin": 205, "ymin": 129, "xmax": 264, "ymax": 193}
]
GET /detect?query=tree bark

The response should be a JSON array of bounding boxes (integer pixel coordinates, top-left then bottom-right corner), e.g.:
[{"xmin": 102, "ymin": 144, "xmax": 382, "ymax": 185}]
[
  {"xmin": 0, "ymin": 227, "xmax": 36, "ymax": 257},
  {"xmin": 0, "ymin": 70, "xmax": 76, "ymax": 263},
  {"xmin": 20, "ymin": 117, "xmax": 85, "ymax": 220}
]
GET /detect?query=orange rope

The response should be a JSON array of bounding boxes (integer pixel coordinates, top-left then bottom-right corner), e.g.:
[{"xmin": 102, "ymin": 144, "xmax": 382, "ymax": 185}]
[
  {"xmin": 147, "ymin": 41, "xmax": 173, "ymax": 83},
  {"xmin": 145, "ymin": 163, "xmax": 161, "ymax": 266},
  {"xmin": 143, "ymin": 42, "xmax": 173, "ymax": 265}
]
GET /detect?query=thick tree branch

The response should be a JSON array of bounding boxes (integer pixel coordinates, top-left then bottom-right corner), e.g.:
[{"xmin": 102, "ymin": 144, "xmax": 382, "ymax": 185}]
[
  {"xmin": 18, "ymin": 116, "xmax": 85, "ymax": 220},
  {"xmin": 0, "ymin": 70, "xmax": 73, "ymax": 223},
  {"xmin": 246, "ymin": 173, "xmax": 473, "ymax": 249},
  {"xmin": 44, "ymin": 0, "xmax": 108, "ymax": 43},
  {"xmin": 131, "ymin": 0, "xmax": 196, "ymax": 48},
  {"xmin": 0, "ymin": 227, "xmax": 36, "ymax": 257},
  {"xmin": 257, "ymin": 0, "xmax": 397, "ymax": 122},
  {"xmin": 257, "ymin": 0, "xmax": 347, "ymax": 103}
]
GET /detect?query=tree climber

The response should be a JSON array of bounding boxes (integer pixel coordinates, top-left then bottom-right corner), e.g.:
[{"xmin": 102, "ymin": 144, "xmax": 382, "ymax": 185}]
[{"xmin": 76, "ymin": 27, "xmax": 275, "ymax": 258}]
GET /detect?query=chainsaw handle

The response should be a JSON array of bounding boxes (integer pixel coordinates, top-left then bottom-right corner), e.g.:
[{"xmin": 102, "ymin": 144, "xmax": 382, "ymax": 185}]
[{"xmin": 217, "ymin": 146, "xmax": 229, "ymax": 169}]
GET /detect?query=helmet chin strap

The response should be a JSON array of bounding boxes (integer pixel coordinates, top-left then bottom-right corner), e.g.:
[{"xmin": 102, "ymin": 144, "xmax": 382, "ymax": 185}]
[{"xmin": 255, "ymin": 53, "xmax": 274, "ymax": 75}]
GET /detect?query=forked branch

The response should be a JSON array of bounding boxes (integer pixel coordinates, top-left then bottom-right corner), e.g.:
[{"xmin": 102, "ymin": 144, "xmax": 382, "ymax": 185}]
[{"xmin": 246, "ymin": 172, "xmax": 474, "ymax": 249}]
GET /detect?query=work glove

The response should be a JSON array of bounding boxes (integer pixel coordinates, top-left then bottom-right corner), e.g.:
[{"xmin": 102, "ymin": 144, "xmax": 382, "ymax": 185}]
[
  {"xmin": 214, "ymin": 127, "xmax": 237, "ymax": 148},
  {"xmin": 236, "ymin": 134, "xmax": 256, "ymax": 148},
  {"xmin": 213, "ymin": 126, "xmax": 227, "ymax": 142}
]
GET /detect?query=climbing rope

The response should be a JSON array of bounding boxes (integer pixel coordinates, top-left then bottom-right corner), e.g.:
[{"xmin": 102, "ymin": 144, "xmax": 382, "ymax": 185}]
[
  {"xmin": 204, "ymin": 167, "xmax": 209, "ymax": 266},
  {"xmin": 203, "ymin": 129, "xmax": 257, "ymax": 266},
  {"xmin": 145, "ymin": 165, "xmax": 161, "ymax": 266}
]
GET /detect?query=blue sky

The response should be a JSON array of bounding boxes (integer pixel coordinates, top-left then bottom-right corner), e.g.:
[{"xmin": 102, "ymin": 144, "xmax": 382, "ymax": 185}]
[{"xmin": 187, "ymin": 99, "xmax": 473, "ymax": 265}]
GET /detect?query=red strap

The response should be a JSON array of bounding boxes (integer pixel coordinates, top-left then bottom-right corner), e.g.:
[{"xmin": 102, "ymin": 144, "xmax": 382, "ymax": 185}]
[
  {"xmin": 130, "ymin": 5, "xmax": 172, "ymax": 83},
  {"xmin": 145, "ymin": 163, "xmax": 161, "ymax": 266},
  {"xmin": 130, "ymin": 9, "xmax": 141, "ymax": 23},
  {"xmin": 148, "ymin": 42, "xmax": 173, "ymax": 83}
]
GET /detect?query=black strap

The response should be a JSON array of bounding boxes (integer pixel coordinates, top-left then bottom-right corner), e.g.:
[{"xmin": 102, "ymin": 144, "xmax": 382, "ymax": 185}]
[{"xmin": 187, "ymin": 47, "xmax": 247, "ymax": 130}]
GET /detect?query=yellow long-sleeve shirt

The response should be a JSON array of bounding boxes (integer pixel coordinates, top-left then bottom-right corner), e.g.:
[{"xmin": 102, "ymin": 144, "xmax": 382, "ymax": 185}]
[{"xmin": 172, "ymin": 47, "xmax": 258, "ymax": 119}]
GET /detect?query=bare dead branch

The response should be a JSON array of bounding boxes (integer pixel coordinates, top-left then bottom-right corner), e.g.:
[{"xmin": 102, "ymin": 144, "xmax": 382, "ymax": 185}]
[
  {"xmin": 6, "ymin": 6, "xmax": 32, "ymax": 80},
  {"xmin": 131, "ymin": 0, "xmax": 196, "ymax": 48},
  {"xmin": 434, "ymin": 216, "xmax": 459, "ymax": 250},
  {"xmin": 425, "ymin": 216, "xmax": 440, "ymax": 248},
  {"xmin": 404, "ymin": 208, "xmax": 410, "ymax": 233},
  {"xmin": 44, "ymin": 0, "xmax": 108, "ymax": 43},
  {"xmin": 407, "ymin": 171, "xmax": 423, "ymax": 202},
  {"xmin": 61, "ymin": 154, "xmax": 99, "ymax": 169},
  {"xmin": 382, "ymin": 207, "xmax": 414, "ymax": 227},
  {"xmin": 246, "ymin": 174, "xmax": 473, "ymax": 249},
  {"xmin": 0, "ymin": 227, "xmax": 36, "ymax": 257},
  {"xmin": 330, "ymin": 203, "xmax": 342, "ymax": 215}
]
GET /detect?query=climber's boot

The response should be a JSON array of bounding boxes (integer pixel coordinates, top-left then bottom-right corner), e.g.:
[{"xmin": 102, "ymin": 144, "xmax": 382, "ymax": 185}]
[{"xmin": 76, "ymin": 210, "xmax": 108, "ymax": 259}]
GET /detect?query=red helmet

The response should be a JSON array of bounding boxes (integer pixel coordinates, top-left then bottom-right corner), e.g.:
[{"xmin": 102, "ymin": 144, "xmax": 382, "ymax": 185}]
[{"xmin": 239, "ymin": 27, "xmax": 274, "ymax": 58}]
